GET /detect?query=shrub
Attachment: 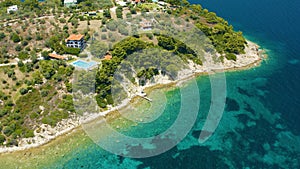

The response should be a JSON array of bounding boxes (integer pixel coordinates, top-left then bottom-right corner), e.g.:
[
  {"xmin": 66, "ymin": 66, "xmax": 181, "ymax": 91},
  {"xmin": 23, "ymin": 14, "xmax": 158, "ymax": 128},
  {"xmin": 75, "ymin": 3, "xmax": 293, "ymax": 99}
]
[
  {"xmin": 101, "ymin": 27, "xmax": 107, "ymax": 32},
  {"xmin": 99, "ymin": 102, "xmax": 107, "ymax": 108},
  {"xmin": 101, "ymin": 34, "xmax": 107, "ymax": 40},
  {"xmin": 130, "ymin": 8, "xmax": 136, "ymax": 14},
  {"xmin": 41, "ymin": 51, "xmax": 50, "ymax": 60},
  {"xmin": 36, "ymin": 33, "xmax": 43, "ymax": 40},
  {"xmin": 25, "ymin": 35, "xmax": 32, "ymax": 41},
  {"xmin": 40, "ymin": 19, "xmax": 46, "ymax": 24},
  {"xmin": 146, "ymin": 33, "xmax": 153, "ymax": 39},
  {"xmin": 106, "ymin": 21, "xmax": 117, "ymax": 31},
  {"xmin": 32, "ymin": 72, "xmax": 43, "ymax": 84},
  {"xmin": 63, "ymin": 25, "xmax": 68, "ymax": 31},
  {"xmin": 15, "ymin": 45, "xmax": 22, "ymax": 51},
  {"xmin": 25, "ymin": 47, "xmax": 31, "ymax": 51},
  {"xmin": 225, "ymin": 53, "xmax": 237, "ymax": 61},
  {"xmin": 103, "ymin": 8, "xmax": 111, "ymax": 18},
  {"xmin": 41, "ymin": 116, "xmax": 54, "ymax": 126},
  {"xmin": 70, "ymin": 19, "xmax": 78, "ymax": 27},
  {"xmin": 0, "ymin": 109, "xmax": 9, "ymax": 117},
  {"xmin": 59, "ymin": 18, "xmax": 66, "ymax": 23},
  {"xmin": 41, "ymin": 110, "xmax": 69, "ymax": 127},
  {"xmin": 24, "ymin": 129, "xmax": 34, "ymax": 138},
  {"xmin": 64, "ymin": 47, "xmax": 81, "ymax": 56},
  {"xmin": 11, "ymin": 75, "xmax": 17, "ymax": 81},
  {"xmin": 6, "ymin": 70, "xmax": 15, "ymax": 78},
  {"xmin": 41, "ymin": 90, "xmax": 49, "ymax": 97},
  {"xmin": 65, "ymin": 82, "xmax": 72, "ymax": 92},
  {"xmin": 116, "ymin": 7, "xmax": 123, "ymax": 18},
  {"xmin": 0, "ymin": 32, "xmax": 6, "ymax": 40},
  {"xmin": 0, "ymin": 134, "xmax": 5, "ymax": 144},
  {"xmin": 3, "ymin": 126, "xmax": 14, "ymax": 136},
  {"xmin": 7, "ymin": 139, "xmax": 18, "ymax": 146},
  {"xmin": 102, "ymin": 17, "xmax": 107, "ymax": 25},
  {"xmin": 11, "ymin": 33, "xmax": 21, "ymax": 43},
  {"xmin": 18, "ymin": 51, "xmax": 29, "ymax": 60},
  {"xmin": 126, "ymin": 12, "xmax": 132, "ymax": 19},
  {"xmin": 19, "ymin": 88, "xmax": 28, "ymax": 95},
  {"xmin": 106, "ymin": 94, "xmax": 114, "ymax": 105},
  {"xmin": 30, "ymin": 112, "xmax": 39, "ymax": 119},
  {"xmin": 118, "ymin": 26, "xmax": 129, "ymax": 36}
]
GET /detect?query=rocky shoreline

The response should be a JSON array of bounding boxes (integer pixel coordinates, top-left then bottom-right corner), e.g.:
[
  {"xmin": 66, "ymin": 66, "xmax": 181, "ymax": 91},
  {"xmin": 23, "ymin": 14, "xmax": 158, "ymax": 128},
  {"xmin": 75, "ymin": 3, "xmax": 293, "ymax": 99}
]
[{"xmin": 0, "ymin": 40, "xmax": 266, "ymax": 154}]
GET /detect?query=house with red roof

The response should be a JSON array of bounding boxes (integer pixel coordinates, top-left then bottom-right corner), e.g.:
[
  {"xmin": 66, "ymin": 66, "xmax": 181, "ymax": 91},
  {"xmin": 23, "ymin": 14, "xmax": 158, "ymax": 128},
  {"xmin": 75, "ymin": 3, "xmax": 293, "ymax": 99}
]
[{"xmin": 65, "ymin": 34, "xmax": 85, "ymax": 50}]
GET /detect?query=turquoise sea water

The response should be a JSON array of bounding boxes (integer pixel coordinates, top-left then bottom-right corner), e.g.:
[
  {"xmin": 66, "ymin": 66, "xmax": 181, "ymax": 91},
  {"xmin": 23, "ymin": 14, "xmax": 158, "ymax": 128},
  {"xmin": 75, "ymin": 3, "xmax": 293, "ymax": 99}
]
[{"xmin": 47, "ymin": 0, "xmax": 300, "ymax": 168}]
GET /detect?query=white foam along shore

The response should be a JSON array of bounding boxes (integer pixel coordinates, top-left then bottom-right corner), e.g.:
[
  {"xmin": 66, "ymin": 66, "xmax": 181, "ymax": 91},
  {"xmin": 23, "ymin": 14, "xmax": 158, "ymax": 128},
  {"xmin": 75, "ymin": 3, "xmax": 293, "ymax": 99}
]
[{"xmin": 0, "ymin": 40, "xmax": 266, "ymax": 154}]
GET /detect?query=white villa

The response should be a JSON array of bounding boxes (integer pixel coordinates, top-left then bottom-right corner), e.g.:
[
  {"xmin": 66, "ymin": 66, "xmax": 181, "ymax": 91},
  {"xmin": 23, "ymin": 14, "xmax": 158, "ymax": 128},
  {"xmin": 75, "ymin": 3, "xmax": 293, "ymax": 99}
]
[
  {"xmin": 65, "ymin": 34, "xmax": 85, "ymax": 50},
  {"xmin": 64, "ymin": 0, "xmax": 77, "ymax": 7},
  {"xmin": 7, "ymin": 5, "xmax": 18, "ymax": 14}
]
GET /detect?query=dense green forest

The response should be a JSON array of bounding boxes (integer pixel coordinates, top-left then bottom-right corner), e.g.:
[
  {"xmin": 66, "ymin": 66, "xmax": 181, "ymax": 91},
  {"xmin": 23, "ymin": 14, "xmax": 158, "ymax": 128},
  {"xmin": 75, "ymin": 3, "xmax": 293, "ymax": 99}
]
[
  {"xmin": 94, "ymin": 33, "xmax": 204, "ymax": 108},
  {"xmin": 174, "ymin": 2, "xmax": 247, "ymax": 60}
]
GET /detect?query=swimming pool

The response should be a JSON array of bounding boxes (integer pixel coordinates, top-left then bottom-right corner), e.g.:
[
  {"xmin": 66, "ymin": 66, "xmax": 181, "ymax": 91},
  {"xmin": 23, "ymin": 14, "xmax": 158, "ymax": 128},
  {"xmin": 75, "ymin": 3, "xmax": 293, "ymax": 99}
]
[{"xmin": 71, "ymin": 60, "xmax": 98, "ymax": 70}]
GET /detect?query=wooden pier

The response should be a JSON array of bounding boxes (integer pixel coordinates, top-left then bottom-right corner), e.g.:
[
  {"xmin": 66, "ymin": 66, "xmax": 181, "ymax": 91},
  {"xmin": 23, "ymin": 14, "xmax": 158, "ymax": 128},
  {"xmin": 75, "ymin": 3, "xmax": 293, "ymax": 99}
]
[{"xmin": 137, "ymin": 93, "xmax": 152, "ymax": 102}]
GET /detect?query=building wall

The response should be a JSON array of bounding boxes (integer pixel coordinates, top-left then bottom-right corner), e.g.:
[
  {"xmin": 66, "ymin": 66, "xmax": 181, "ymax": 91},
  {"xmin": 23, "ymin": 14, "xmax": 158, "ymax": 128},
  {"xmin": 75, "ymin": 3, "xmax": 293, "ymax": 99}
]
[
  {"xmin": 66, "ymin": 39, "xmax": 85, "ymax": 50},
  {"xmin": 7, "ymin": 5, "xmax": 18, "ymax": 14}
]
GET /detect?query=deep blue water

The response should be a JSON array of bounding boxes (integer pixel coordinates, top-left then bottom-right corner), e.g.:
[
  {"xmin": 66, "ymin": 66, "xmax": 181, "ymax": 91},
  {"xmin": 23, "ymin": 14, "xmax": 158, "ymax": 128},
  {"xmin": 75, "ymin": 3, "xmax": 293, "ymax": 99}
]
[
  {"xmin": 192, "ymin": 0, "xmax": 300, "ymax": 135},
  {"xmin": 47, "ymin": 0, "xmax": 300, "ymax": 168}
]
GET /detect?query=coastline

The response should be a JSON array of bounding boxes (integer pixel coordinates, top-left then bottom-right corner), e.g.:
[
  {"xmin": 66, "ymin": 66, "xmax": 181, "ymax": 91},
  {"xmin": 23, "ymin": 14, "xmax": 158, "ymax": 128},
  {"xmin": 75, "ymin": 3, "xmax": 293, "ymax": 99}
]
[{"xmin": 0, "ymin": 40, "xmax": 266, "ymax": 154}]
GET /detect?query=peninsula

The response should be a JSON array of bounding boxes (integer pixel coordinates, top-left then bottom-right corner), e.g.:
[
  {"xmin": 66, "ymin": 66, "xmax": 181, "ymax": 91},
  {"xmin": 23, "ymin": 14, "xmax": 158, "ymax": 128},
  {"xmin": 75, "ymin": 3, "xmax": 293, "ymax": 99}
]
[{"xmin": 0, "ymin": 0, "xmax": 265, "ymax": 153}]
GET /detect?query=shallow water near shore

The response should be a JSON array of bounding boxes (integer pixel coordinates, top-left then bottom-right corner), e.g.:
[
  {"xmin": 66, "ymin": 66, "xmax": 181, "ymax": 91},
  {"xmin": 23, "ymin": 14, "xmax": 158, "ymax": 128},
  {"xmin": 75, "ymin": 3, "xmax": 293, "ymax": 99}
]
[
  {"xmin": 0, "ymin": 52, "xmax": 295, "ymax": 169},
  {"xmin": 1, "ymin": 0, "xmax": 300, "ymax": 168}
]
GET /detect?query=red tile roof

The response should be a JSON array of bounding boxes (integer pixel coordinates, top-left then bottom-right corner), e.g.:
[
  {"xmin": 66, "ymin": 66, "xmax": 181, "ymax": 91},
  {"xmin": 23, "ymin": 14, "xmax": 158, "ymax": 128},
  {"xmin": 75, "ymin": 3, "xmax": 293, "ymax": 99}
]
[
  {"xmin": 104, "ymin": 55, "xmax": 112, "ymax": 60},
  {"xmin": 49, "ymin": 53, "xmax": 66, "ymax": 60},
  {"xmin": 66, "ymin": 34, "xmax": 84, "ymax": 41}
]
